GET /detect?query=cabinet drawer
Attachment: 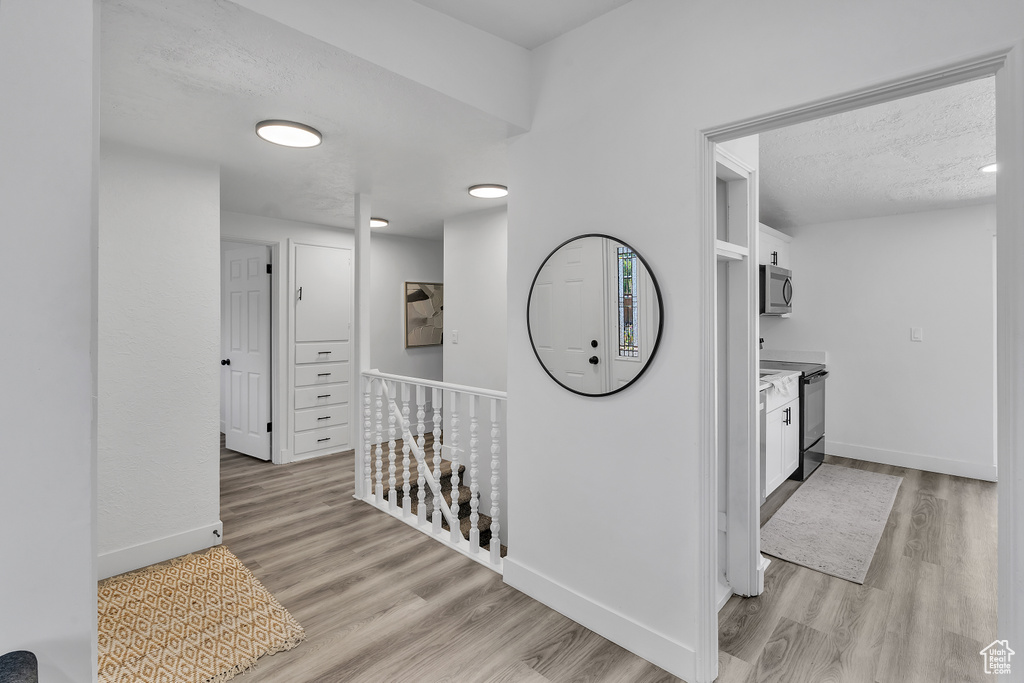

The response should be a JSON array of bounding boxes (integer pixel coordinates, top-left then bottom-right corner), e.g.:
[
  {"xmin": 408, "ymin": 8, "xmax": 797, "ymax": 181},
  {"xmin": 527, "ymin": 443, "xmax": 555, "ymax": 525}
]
[
  {"xmin": 295, "ymin": 342, "xmax": 349, "ymax": 364},
  {"xmin": 295, "ymin": 383, "xmax": 350, "ymax": 410},
  {"xmin": 294, "ymin": 425, "xmax": 350, "ymax": 455},
  {"xmin": 295, "ymin": 362, "xmax": 350, "ymax": 387},
  {"xmin": 295, "ymin": 405, "xmax": 348, "ymax": 432}
]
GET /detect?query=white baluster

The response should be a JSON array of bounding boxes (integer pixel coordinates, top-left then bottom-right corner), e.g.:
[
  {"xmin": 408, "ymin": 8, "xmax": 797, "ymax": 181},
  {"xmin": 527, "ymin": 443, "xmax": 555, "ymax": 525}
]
[
  {"xmin": 401, "ymin": 383, "xmax": 412, "ymax": 516},
  {"xmin": 375, "ymin": 380, "xmax": 384, "ymax": 503},
  {"xmin": 362, "ymin": 377, "xmax": 372, "ymax": 499},
  {"xmin": 449, "ymin": 390, "xmax": 461, "ymax": 544},
  {"xmin": 431, "ymin": 387, "xmax": 443, "ymax": 534},
  {"xmin": 489, "ymin": 398, "xmax": 502, "ymax": 565},
  {"xmin": 468, "ymin": 395, "xmax": 480, "ymax": 552},
  {"xmin": 416, "ymin": 385, "xmax": 427, "ymax": 524},
  {"xmin": 387, "ymin": 381, "xmax": 397, "ymax": 510}
]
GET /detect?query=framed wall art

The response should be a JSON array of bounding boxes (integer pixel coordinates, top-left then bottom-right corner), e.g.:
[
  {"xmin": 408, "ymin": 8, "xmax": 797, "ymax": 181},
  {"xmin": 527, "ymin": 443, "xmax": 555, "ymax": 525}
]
[{"xmin": 405, "ymin": 281, "xmax": 443, "ymax": 347}]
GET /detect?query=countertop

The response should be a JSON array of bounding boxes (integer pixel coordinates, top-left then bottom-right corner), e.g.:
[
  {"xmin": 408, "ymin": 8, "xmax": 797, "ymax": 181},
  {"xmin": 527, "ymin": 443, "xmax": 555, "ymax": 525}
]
[{"xmin": 758, "ymin": 369, "xmax": 801, "ymax": 392}]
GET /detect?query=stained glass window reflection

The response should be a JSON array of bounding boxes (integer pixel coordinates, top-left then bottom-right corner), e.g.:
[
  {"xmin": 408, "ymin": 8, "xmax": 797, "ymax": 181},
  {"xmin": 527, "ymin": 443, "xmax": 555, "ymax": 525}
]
[{"xmin": 617, "ymin": 247, "xmax": 639, "ymax": 357}]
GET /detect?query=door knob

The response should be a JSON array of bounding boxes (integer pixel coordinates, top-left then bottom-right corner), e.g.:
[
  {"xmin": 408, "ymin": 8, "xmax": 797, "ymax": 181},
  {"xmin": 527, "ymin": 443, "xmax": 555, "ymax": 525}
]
[
  {"xmin": 221, "ymin": 359, "xmax": 231, "ymax": 366},
  {"xmin": 589, "ymin": 356, "xmax": 599, "ymax": 365}
]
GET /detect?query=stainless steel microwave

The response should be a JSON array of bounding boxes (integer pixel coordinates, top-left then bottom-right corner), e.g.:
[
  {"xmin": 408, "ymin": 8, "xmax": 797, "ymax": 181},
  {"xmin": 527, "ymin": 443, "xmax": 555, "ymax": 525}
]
[{"xmin": 760, "ymin": 264, "xmax": 793, "ymax": 315}]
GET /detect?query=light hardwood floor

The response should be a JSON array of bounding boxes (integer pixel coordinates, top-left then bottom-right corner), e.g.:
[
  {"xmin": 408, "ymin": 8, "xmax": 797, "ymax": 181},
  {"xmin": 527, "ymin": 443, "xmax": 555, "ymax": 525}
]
[
  {"xmin": 221, "ymin": 446, "xmax": 995, "ymax": 682},
  {"xmin": 717, "ymin": 455, "xmax": 998, "ymax": 683},
  {"xmin": 219, "ymin": 445, "xmax": 679, "ymax": 682}
]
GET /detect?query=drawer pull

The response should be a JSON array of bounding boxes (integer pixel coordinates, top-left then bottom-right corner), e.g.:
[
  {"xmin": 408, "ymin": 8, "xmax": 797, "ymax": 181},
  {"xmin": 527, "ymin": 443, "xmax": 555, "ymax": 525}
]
[
  {"xmin": 317, "ymin": 394, "xmax": 331, "ymax": 399},
  {"xmin": 317, "ymin": 372, "xmax": 332, "ymax": 377},
  {"xmin": 317, "ymin": 415, "xmax": 332, "ymax": 421},
  {"xmin": 317, "ymin": 437, "xmax": 331, "ymax": 443},
  {"xmin": 317, "ymin": 350, "xmax": 332, "ymax": 355}
]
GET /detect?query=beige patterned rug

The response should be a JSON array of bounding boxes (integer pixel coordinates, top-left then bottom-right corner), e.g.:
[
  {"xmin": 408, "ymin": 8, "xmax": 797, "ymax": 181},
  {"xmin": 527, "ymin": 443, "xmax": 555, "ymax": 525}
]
[{"xmin": 98, "ymin": 546, "xmax": 304, "ymax": 682}]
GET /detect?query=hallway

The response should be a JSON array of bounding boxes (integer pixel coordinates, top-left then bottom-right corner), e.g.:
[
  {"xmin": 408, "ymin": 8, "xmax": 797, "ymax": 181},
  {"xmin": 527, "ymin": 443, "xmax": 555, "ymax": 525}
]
[{"xmin": 219, "ymin": 446, "xmax": 680, "ymax": 682}]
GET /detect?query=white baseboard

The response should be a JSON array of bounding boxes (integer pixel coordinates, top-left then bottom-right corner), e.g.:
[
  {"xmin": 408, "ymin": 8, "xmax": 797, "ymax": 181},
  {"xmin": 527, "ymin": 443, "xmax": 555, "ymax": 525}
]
[
  {"xmin": 503, "ymin": 559, "xmax": 696, "ymax": 682},
  {"xmin": 828, "ymin": 441, "xmax": 997, "ymax": 482},
  {"xmin": 289, "ymin": 446, "xmax": 354, "ymax": 463},
  {"xmin": 97, "ymin": 521, "xmax": 224, "ymax": 580}
]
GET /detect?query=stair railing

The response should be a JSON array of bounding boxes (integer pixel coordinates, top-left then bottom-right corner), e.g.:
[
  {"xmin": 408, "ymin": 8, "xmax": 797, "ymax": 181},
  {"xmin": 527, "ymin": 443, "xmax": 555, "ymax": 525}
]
[{"xmin": 359, "ymin": 370, "xmax": 507, "ymax": 571}]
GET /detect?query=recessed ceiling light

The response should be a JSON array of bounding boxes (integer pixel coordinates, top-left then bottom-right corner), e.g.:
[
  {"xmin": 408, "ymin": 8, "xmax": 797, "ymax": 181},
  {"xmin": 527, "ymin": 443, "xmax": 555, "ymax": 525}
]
[
  {"xmin": 468, "ymin": 184, "xmax": 508, "ymax": 199},
  {"xmin": 980, "ymin": 162, "xmax": 998, "ymax": 173},
  {"xmin": 255, "ymin": 120, "xmax": 322, "ymax": 148},
  {"xmin": 370, "ymin": 217, "xmax": 389, "ymax": 228}
]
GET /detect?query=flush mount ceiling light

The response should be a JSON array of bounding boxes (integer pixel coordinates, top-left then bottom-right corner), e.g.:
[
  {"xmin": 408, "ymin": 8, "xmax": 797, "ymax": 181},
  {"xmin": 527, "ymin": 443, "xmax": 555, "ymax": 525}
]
[
  {"xmin": 370, "ymin": 217, "xmax": 389, "ymax": 228},
  {"xmin": 468, "ymin": 184, "xmax": 508, "ymax": 199},
  {"xmin": 980, "ymin": 162, "xmax": 998, "ymax": 173},
  {"xmin": 255, "ymin": 120, "xmax": 322, "ymax": 148}
]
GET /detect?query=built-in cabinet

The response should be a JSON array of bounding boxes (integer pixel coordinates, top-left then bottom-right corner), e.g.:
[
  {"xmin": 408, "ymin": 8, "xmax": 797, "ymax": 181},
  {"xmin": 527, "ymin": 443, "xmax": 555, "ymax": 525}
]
[{"xmin": 292, "ymin": 243, "xmax": 353, "ymax": 458}]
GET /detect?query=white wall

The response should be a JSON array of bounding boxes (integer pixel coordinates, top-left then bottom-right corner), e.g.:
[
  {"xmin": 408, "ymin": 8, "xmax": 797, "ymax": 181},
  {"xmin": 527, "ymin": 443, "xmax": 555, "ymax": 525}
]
[
  {"xmin": 505, "ymin": 2, "xmax": 1024, "ymax": 680},
  {"xmin": 229, "ymin": 0, "xmax": 531, "ymax": 131},
  {"xmin": 443, "ymin": 207, "xmax": 508, "ymax": 391},
  {"xmin": 98, "ymin": 143, "xmax": 222, "ymax": 578},
  {"xmin": 442, "ymin": 207, "xmax": 509, "ymax": 542},
  {"xmin": 760, "ymin": 204, "xmax": 996, "ymax": 480},
  {"xmin": 371, "ymin": 233, "xmax": 444, "ymax": 380},
  {"xmin": 0, "ymin": 2, "xmax": 96, "ymax": 679}
]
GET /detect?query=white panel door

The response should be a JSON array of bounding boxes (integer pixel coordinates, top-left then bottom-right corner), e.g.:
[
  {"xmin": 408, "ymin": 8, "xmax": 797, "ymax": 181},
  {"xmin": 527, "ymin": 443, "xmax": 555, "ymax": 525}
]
[
  {"xmin": 295, "ymin": 245, "xmax": 352, "ymax": 343},
  {"xmin": 222, "ymin": 244, "xmax": 272, "ymax": 460},
  {"xmin": 530, "ymin": 238, "xmax": 606, "ymax": 394}
]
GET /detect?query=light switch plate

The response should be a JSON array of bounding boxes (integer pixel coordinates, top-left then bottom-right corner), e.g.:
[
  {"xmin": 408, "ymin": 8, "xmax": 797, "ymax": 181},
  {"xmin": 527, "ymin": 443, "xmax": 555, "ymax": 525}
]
[{"xmin": 911, "ymin": 327, "xmax": 923, "ymax": 342}]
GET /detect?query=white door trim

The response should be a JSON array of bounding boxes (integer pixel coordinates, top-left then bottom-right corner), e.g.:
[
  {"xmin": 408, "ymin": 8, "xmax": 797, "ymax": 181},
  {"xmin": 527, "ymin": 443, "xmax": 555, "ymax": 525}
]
[
  {"xmin": 696, "ymin": 45, "xmax": 1022, "ymax": 683},
  {"xmin": 714, "ymin": 147, "xmax": 761, "ymax": 599},
  {"xmin": 221, "ymin": 236, "xmax": 284, "ymax": 464}
]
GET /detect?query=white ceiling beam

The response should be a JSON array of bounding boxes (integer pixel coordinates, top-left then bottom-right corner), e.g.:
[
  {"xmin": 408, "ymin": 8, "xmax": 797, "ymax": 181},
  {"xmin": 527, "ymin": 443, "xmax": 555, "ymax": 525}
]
[{"xmin": 228, "ymin": 0, "xmax": 532, "ymax": 132}]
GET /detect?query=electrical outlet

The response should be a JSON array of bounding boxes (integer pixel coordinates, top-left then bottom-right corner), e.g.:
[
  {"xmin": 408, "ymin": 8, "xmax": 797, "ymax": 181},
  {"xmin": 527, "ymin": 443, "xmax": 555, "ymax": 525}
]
[{"xmin": 911, "ymin": 327, "xmax": 923, "ymax": 342}]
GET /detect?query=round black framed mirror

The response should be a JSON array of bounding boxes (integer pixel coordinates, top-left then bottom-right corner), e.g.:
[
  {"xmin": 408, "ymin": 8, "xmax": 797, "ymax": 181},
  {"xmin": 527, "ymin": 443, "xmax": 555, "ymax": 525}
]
[{"xmin": 527, "ymin": 234, "xmax": 664, "ymax": 397}]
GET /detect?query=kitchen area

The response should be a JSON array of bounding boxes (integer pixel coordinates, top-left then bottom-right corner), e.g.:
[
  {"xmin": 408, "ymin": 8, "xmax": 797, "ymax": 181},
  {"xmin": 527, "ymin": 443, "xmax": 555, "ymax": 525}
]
[{"xmin": 757, "ymin": 222, "xmax": 829, "ymax": 505}]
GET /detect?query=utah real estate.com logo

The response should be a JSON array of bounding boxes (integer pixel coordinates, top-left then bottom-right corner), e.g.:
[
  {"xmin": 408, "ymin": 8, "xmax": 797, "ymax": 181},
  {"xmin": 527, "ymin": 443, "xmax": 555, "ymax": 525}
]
[{"xmin": 980, "ymin": 640, "xmax": 1014, "ymax": 675}]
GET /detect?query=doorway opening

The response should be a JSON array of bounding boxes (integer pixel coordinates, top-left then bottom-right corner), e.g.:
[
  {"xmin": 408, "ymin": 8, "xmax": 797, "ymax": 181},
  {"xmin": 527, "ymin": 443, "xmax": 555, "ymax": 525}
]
[{"xmin": 701, "ymin": 50, "xmax": 1013, "ymax": 683}]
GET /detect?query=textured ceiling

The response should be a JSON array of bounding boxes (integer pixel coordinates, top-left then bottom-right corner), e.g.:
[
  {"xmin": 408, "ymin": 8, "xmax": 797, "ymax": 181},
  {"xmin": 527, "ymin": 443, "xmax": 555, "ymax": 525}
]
[
  {"xmin": 410, "ymin": 0, "xmax": 634, "ymax": 49},
  {"xmin": 100, "ymin": 0, "xmax": 513, "ymax": 238},
  {"xmin": 759, "ymin": 77, "xmax": 996, "ymax": 230}
]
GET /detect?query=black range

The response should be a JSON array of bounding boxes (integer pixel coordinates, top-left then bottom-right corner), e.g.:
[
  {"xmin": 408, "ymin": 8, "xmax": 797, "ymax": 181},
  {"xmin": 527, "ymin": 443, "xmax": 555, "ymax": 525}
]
[{"xmin": 760, "ymin": 360, "xmax": 828, "ymax": 480}]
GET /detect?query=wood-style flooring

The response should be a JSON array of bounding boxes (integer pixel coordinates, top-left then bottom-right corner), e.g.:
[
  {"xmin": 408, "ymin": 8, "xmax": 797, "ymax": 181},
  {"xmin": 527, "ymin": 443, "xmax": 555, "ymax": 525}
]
[
  {"xmin": 219, "ymin": 444, "xmax": 678, "ymax": 682},
  {"xmin": 221, "ymin": 445, "xmax": 995, "ymax": 682},
  {"xmin": 717, "ymin": 455, "xmax": 998, "ymax": 683}
]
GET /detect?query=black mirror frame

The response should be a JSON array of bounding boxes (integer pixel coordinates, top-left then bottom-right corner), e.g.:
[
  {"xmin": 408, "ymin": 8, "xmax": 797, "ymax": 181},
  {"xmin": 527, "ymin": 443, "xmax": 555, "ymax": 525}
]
[{"xmin": 526, "ymin": 233, "xmax": 665, "ymax": 398}]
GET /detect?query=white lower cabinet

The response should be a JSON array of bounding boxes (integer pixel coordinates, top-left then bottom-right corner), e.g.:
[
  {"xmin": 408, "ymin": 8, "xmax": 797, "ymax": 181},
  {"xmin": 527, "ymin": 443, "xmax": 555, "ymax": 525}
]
[{"xmin": 765, "ymin": 396, "xmax": 800, "ymax": 496}]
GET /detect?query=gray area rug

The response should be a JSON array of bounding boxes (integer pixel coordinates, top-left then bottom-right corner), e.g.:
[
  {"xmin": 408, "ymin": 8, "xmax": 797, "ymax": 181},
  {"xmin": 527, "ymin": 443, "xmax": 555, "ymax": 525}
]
[{"xmin": 760, "ymin": 463, "xmax": 902, "ymax": 584}]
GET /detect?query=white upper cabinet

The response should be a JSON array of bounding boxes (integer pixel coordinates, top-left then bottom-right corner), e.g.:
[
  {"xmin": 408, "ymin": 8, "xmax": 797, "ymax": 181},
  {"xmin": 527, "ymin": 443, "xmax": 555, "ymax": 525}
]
[
  {"xmin": 758, "ymin": 222, "xmax": 792, "ymax": 270},
  {"xmin": 295, "ymin": 244, "xmax": 352, "ymax": 343}
]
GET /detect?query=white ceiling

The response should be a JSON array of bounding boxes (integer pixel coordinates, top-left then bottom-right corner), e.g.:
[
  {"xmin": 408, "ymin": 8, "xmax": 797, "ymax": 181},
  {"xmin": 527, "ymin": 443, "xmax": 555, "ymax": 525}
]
[
  {"xmin": 759, "ymin": 77, "xmax": 996, "ymax": 230},
  {"xmin": 411, "ymin": 0, "xmax": 635, "ymax": 49},
  {"xmin": 101, "ymin": 0, "xmax": 516, "ymax": 239},
  {"xmin": 101, "ymin": 0, "xmax": 996, "ymax": 241}
]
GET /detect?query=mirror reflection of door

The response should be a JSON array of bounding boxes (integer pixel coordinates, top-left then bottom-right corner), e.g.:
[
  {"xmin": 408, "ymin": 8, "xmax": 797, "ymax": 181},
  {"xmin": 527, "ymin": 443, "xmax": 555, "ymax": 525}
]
[
  {"xmin": 531, "ymin": 236, "xmax": 606, "ymax": 394},
  {"xmin": 528, "ymin": 234, "xmax": 662, "ymax": 396}
]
